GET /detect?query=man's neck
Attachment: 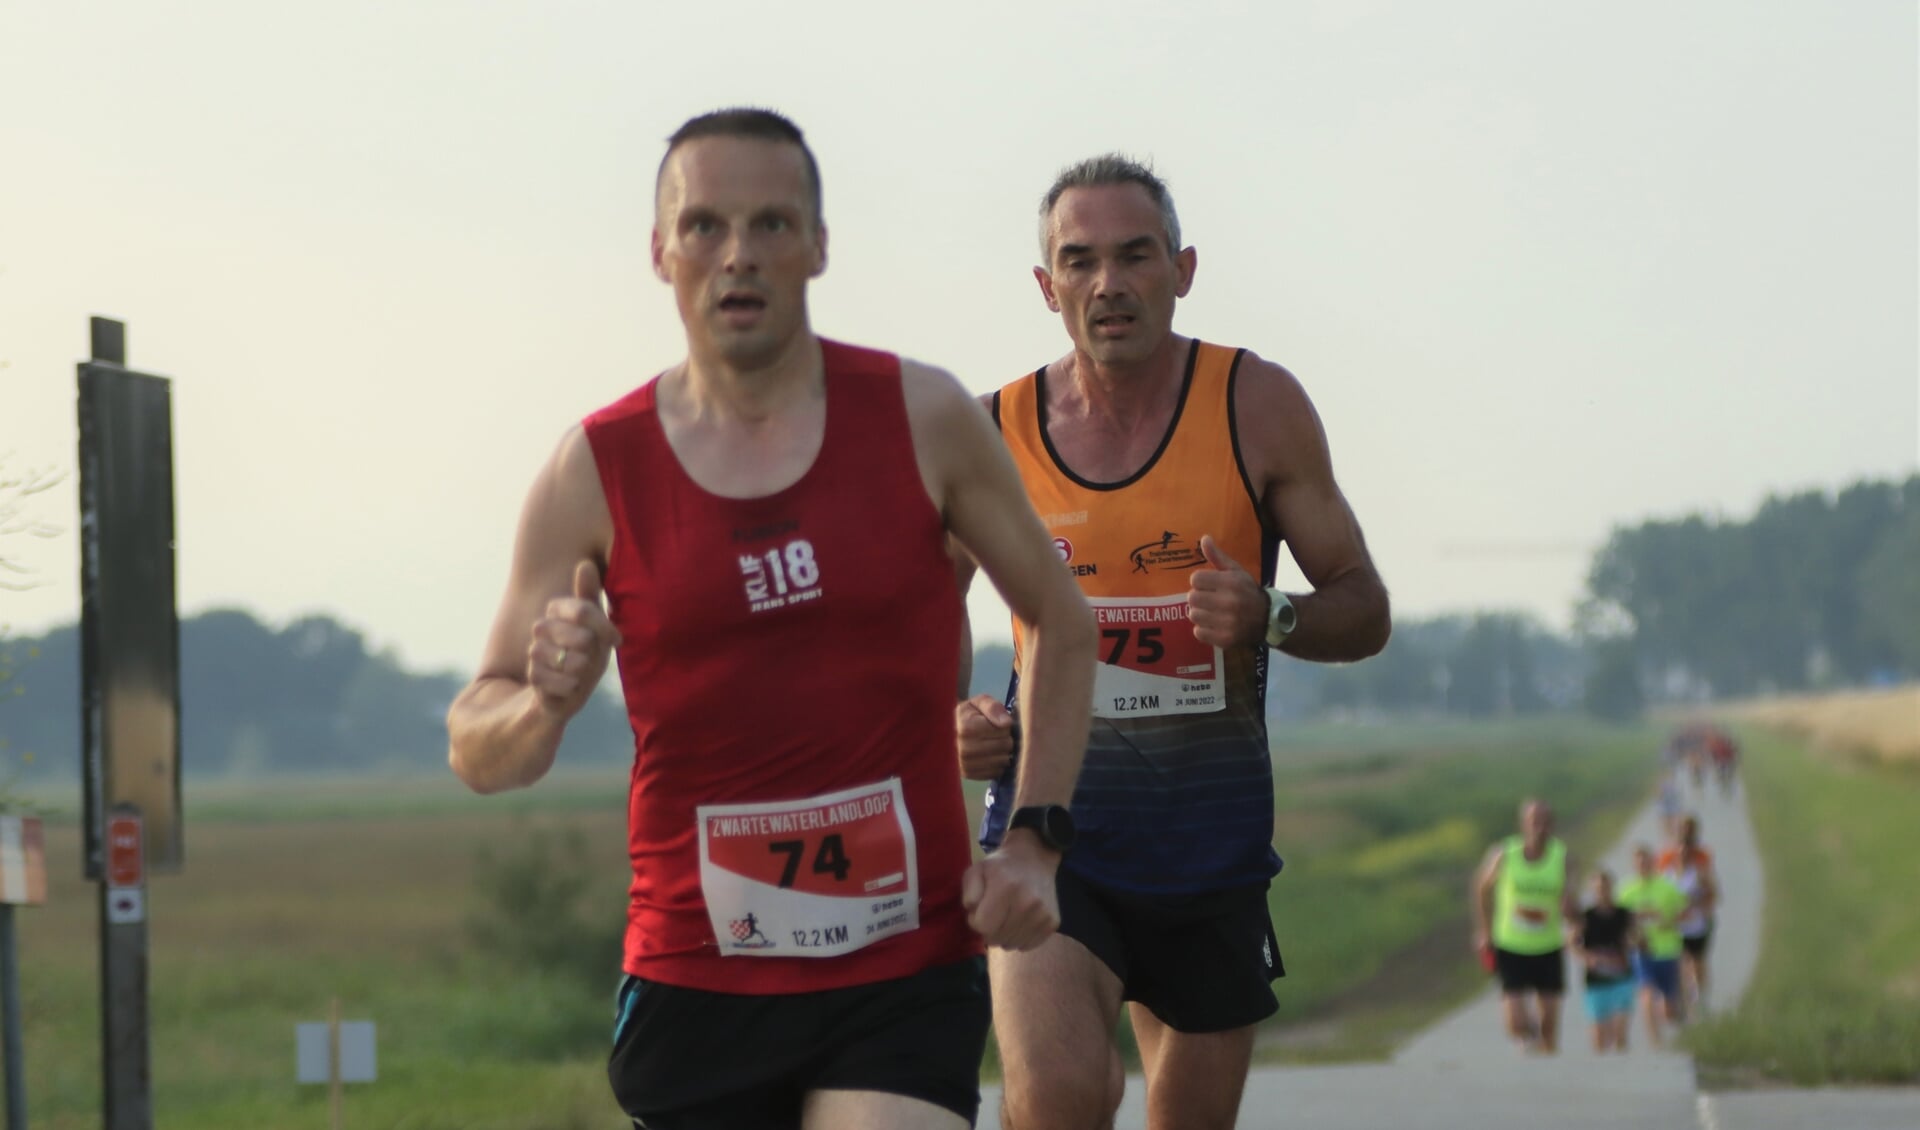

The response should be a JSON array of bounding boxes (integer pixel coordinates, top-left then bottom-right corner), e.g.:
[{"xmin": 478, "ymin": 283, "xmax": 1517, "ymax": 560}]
[
  {"xmin": 1058, "ymin": 334, "xmax": 1190, "ymax": 430},
  {"xmin": 674, "ymin": 332, "xmax": 824, "ymax": 426}
]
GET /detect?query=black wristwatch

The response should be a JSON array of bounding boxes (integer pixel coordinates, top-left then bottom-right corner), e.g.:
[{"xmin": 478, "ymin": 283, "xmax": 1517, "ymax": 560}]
[{"xmin": 1007, "ymin": 805, "xmax": 1077, "ymax": 853}]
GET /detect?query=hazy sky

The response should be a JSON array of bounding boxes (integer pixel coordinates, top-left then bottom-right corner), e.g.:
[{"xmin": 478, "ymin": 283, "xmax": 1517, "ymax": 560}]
[{"xmin": 2, "ymin": 0, "xmax": 1914, "ymax": 674}]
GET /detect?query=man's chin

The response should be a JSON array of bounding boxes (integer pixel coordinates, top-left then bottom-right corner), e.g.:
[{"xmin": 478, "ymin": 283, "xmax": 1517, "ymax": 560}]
[
  {"xmin": 714, "ymin": 331, "xmax": 790, "ymax": 372},
  {"xmin": 1081, "ymin": 337, "xmax": 1154, "ymax": 367}
]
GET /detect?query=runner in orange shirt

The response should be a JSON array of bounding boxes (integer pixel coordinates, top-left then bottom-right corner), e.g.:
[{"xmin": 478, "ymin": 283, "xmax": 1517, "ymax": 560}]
[{"xmin": 1657, "ymin": 814, "xmax": 1719, "ymax": 1016}]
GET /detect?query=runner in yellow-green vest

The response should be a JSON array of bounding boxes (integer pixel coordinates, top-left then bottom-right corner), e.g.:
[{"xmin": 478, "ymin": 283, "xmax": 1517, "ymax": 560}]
[
  {"xmin": 1618, "ymin": 843, "xmax": 1690, "ymax": 1048},
  {"xmin": 1472, "ymin": 798, "xmax": 1579, "ymax": 1054}
]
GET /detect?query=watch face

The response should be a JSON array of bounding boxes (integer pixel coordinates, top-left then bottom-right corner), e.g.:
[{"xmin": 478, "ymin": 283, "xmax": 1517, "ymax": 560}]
[
  {"xmin": 1268, "ymin": 590, "xmax": 1297, "ymax": 635},
  {"xmin": 1040, "ymin": 806, "xmax": 1075, "ymax": 850},
  {"xmin": 1014, "ymin": 805, "xmax": 1075, "ymax": 851}
]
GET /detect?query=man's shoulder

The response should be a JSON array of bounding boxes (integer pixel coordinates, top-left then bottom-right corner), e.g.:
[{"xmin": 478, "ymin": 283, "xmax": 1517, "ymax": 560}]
[
  {"xmin": 892, "ymin": 356, "xmax": 987, "ymax": 443},
  {"xmin": 1220, "ymin": 347, "xmax": 1305, "ymax": 398},
  {"xmin": 1221, "ymin": 348, "xmax": 1321, "ymax": 452},
  {"xmin": 583, "ymin": 373, "xmax": 665, "ymax": 433},
  {"xmin": 820, "ymin": 336, "xmax": 903, "ymax": 378}
]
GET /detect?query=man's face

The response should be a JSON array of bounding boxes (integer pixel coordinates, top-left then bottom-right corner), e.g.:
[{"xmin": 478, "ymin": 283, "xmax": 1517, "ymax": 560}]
[
  {"xmin": 1035, "ymin": 183, "xmax": 1194, "ymax": 368},
  {"xmin": 1634, "ymin": 849, "xmax": 1654, "ymax": 877},
  {"xmin": 653, "ymin": 136, "xmax": 825, "ymax": 370},
  {"xmin": 1520, "ymin": 802, "xmax": 1552, "ymax": 844}
]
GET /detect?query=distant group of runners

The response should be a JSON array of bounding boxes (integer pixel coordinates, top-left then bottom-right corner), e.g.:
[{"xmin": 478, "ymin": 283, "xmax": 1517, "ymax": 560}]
[
  {"xmin": 1472, "ymin": 733, "xmax": 1730, "ymax": 1056},
  {"xmin": 1666, "ymin": 722, "xmax": 1741, "ymax": 801}
]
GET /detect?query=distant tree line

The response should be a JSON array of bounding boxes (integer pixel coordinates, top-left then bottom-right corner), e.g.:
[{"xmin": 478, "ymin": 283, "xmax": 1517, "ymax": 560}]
[
  {"xmin": 1269, "ymin": 613, "xmax": 1589, "ymax": 720},
  {"xmin": 0, "ymin": 609, "xmax": 633, "ymax": 783},
  {"xmin": 6, "ymin": 476, "xmax": 1908, "ymax": 771},
  {"xmin": 976, "ymin": 474, "xmax": 1918, "ymax": 723},
  {"xmin": 1581, "ymin": 474, "xmax": 1919, "ymax": 702}
]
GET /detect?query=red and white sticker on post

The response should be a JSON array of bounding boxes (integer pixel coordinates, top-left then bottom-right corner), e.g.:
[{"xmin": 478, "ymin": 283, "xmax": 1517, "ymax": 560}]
[
  {"xmin": 697, "ymin": 778, "xmax": 918, "ymax": 958},
  {"xmin": 1090, "ymin": 595, "xmax": 1226, "ymax": 718},
  {"xmin": 104, "ymin": 811, "xmax": 145, "ymax": 924}
]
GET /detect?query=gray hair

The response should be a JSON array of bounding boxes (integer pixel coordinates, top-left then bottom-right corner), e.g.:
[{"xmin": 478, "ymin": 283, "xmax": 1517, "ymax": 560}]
[{"xmin": 1038, "ymin": 154, "xmax": 1182, "ymax": 261}]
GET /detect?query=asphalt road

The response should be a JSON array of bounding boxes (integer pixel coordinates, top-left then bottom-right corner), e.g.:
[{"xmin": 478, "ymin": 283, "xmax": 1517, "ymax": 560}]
[{"xmin": 979, "ymin": 764, "xmax": 1919, "ymax": 1129}]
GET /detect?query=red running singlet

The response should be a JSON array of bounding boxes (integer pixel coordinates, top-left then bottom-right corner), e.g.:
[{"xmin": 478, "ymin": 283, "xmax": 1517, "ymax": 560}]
[{"xmin": 582, "ymin": 339, "xmax": 980, "ymax": 994}]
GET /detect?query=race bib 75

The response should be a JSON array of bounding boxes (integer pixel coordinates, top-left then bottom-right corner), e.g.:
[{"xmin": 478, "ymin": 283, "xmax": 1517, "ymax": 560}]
[{"xmin": 1089, "ymin": 595, "xmax": 1225, "ymax": 718}]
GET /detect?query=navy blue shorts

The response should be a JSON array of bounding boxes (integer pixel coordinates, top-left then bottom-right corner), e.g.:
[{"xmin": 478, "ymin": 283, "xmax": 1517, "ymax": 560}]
[
  {"xmin": 1633, "ymin": 951, "xmax": 1682, "ymax": 1001},
  {"xmin": 1056, "ymin": 868, "xmax": 1282, "ymax": 1034}
]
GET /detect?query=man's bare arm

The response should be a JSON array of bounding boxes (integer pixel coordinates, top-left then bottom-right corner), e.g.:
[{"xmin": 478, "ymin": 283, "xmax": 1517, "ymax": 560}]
[
  {"xmin": 1471, "ymin": 845, "xmax": 1503, "ymax": 948},
  {"xmin": 947, "ymin": 387, "xmax": 997, "ymax": 701},
  {"xmin": 907, "ymin": 364, "xmax": 1095, "ymax": 815},
  {"xmin": 951, "ymin": 536, "xmax": 982, "ymax": 700},
  {"xmin": 447, "ymin": 426, "xmax": 619, "ymax": 794},
  {"xmin": 1238, "ymin": 354, "xmax": 1390, "ymax": 661},
  {"xmin": 948, "ymin": 391, "xmax": 1024, "ymax": 783},
  {"xmin": 905, "ymin": 363, "xmax": 1093, "ymax": 951},
  {"xmin": 956, "ymin": 599, "xmax": 976, "ymax": 701},
  {"xmin": 1562, "ymin": 851, "xmax": 1583, "ymax": 941}
]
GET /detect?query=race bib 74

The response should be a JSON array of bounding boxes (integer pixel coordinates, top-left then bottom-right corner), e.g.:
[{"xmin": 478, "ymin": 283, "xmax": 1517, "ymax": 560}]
[{"xmin": 697, "ymin": 779, "xmax": 918, "ymax": 958}]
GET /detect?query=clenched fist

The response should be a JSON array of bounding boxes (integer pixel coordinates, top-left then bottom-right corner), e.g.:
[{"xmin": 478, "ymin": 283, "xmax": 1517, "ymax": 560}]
[{"xmin": 955, "ymin": 693, "xmax": 1016, "ymax": 780}]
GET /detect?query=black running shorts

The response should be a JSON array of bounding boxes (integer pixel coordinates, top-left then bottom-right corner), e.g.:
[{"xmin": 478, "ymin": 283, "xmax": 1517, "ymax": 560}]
[
  {"xmin": 1493, "ymin": 946, "xmax": 1566, "ymax": 995},
  {"xmin": 1056, "ymin": 868, "xmax": 1283, "ymax": 1034},
  {"xmin": 606, "ymin": 956, "xmax": 990, "ymax": 1129}
]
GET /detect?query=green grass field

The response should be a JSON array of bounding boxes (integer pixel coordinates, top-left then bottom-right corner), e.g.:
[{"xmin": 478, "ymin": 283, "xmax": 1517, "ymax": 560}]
[
  {"xmin": 3, "ymin": 718, "xmax": 1659, "ymax": 1127},
  {"xmin": 1684, "ymin": 728, "xmax": 1920, "ymax": 1086}
]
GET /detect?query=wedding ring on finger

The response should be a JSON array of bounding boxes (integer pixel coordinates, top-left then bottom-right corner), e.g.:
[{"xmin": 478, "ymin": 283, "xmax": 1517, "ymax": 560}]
[{"xmin": 553, "ymin": 647, "xmax": 568, "ymax": 671}]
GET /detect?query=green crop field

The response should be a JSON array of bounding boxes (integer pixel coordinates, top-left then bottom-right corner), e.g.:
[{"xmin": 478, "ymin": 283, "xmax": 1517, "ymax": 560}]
[{"xmin": 3, "ymin": 719, "xmax": 1660, "ymax": 1126}]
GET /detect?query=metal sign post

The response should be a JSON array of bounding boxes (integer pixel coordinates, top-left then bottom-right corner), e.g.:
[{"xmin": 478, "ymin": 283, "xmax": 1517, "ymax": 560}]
[
  {"xmin": 99, "ymin": 807, "xmax": 148, "ymax": 1127},
  {"xmin": 78, "ymin": 316, "xmax": 181, "ymax": 1130}
]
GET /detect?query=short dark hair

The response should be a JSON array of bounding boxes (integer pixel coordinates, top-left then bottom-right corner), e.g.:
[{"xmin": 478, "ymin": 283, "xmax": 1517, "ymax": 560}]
[
  {"xmin": 657, "ymin": 107, "xmax": 822, "ymax": 226},
  {"xmin": 1038, "ymin": 153, "xmax": 1182, "ymax": 260}
]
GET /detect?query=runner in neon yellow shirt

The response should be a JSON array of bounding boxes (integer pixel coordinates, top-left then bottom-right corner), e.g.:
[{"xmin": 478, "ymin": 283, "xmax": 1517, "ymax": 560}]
[
  {"xmin": 1617, "ymin": 844, "xmax": 1688, "ymax": 1048},
  {"xmin": 1472, "ymin": 799, "xmax": 1580, "ymax": 1054}
]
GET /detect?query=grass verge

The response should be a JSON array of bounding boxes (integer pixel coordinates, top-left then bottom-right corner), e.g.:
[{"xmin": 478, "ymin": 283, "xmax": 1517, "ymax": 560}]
[{"xmin": 1685, "ymin": 726, "xmax": 1920, "ymax": 1086}]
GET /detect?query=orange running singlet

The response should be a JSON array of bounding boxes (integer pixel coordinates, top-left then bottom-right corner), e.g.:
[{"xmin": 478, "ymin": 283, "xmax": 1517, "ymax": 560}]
[{"xmin": 980, "ymin": 340, "xmax": 1284, "ymax": 893}]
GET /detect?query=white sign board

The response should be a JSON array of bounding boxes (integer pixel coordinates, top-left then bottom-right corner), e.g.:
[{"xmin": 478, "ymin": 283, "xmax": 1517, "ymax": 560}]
[
  {"xmin": 296, "ymin": 1022, "xmax": 377, "ymax": 1084},
  {"xmin": 0, "ymin": 814, "xmax": 48, "ymax": 905}
]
